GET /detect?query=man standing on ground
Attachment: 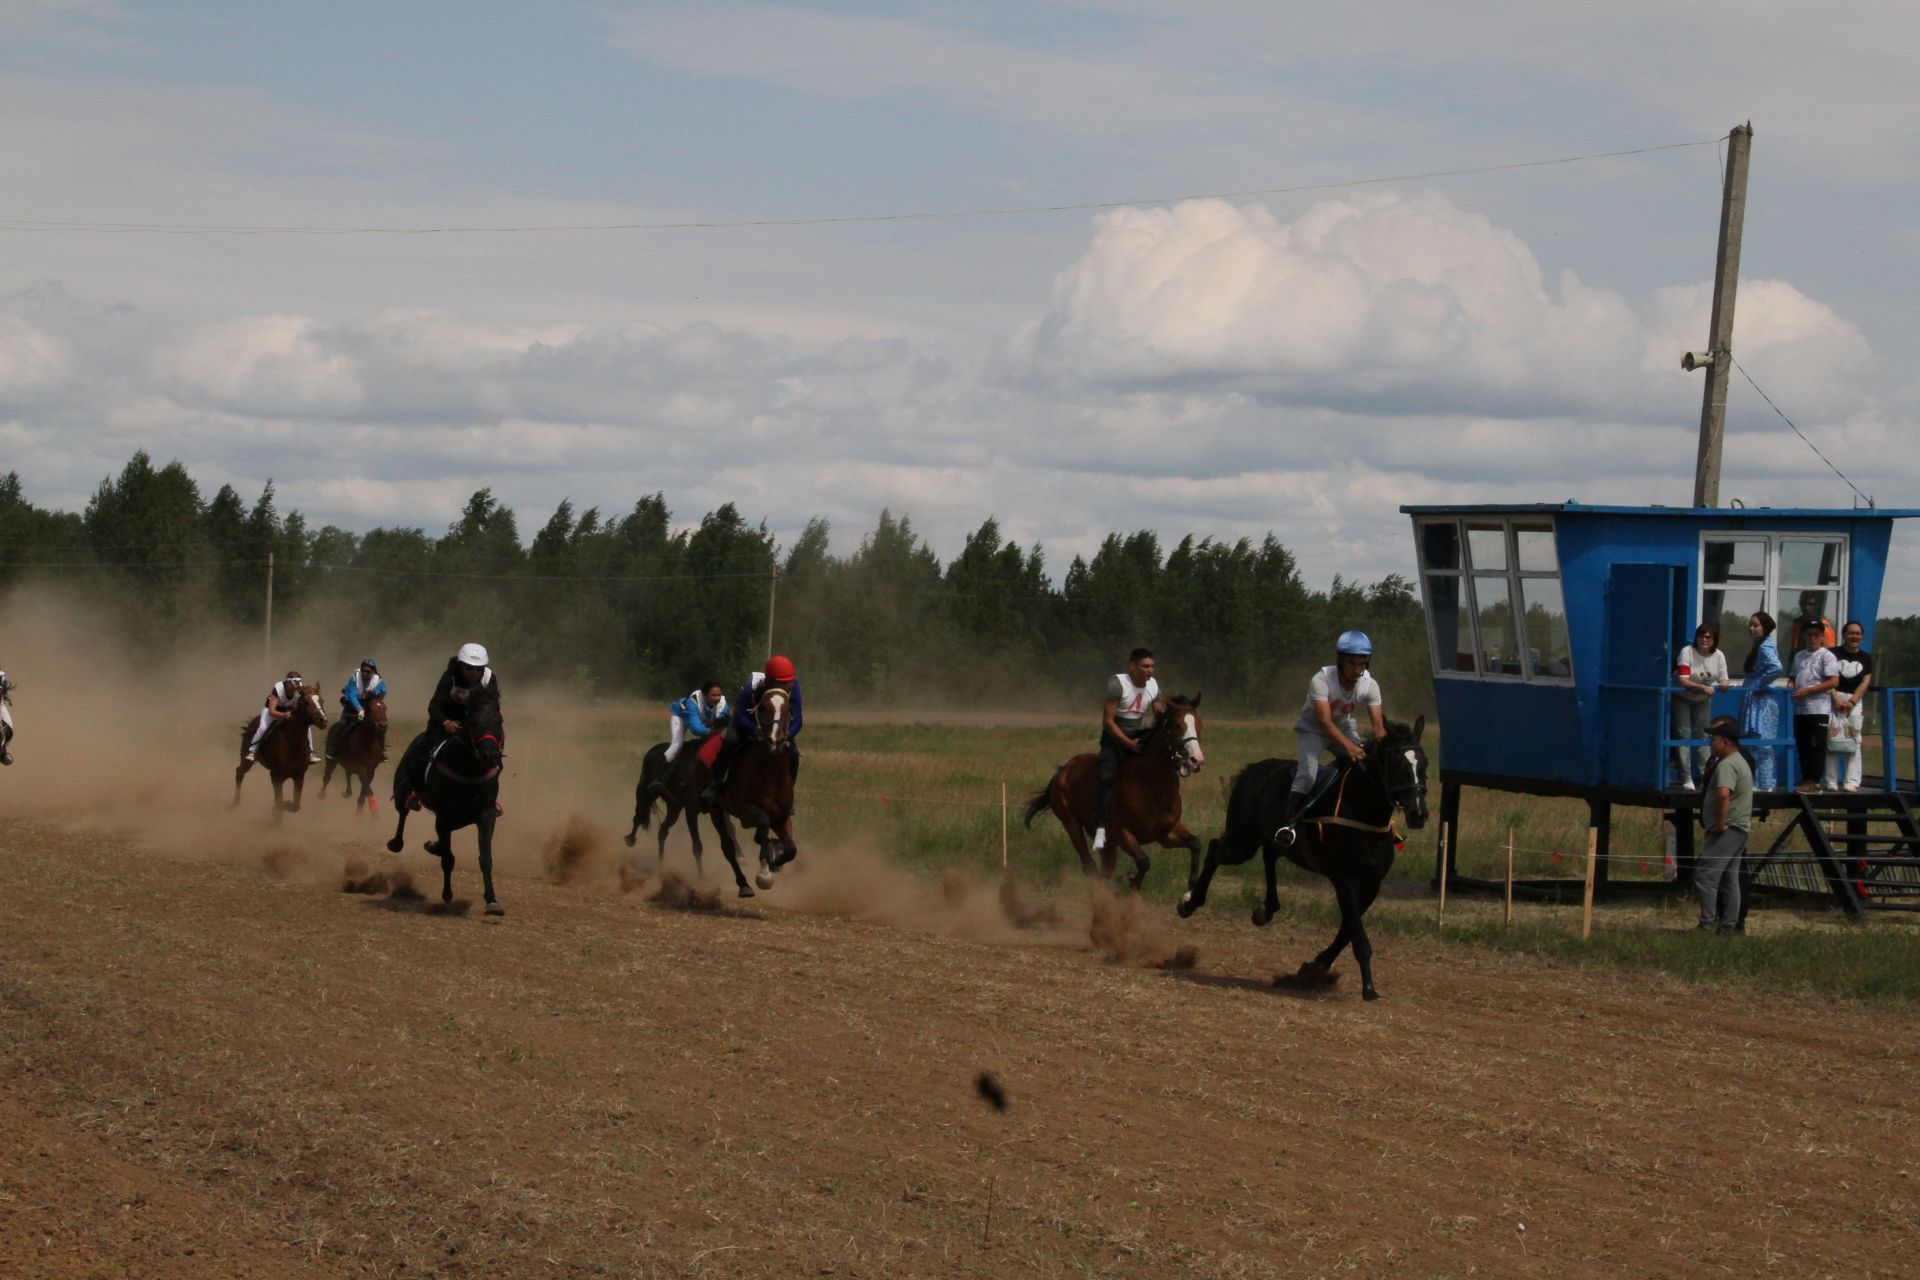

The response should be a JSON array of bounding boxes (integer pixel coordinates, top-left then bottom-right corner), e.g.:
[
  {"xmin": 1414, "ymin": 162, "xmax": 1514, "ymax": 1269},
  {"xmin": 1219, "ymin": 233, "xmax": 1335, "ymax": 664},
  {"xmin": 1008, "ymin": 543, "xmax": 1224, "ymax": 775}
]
[{"xmin": 1696, "ymin": 720, "xmax": 1754, "ymax": 933}]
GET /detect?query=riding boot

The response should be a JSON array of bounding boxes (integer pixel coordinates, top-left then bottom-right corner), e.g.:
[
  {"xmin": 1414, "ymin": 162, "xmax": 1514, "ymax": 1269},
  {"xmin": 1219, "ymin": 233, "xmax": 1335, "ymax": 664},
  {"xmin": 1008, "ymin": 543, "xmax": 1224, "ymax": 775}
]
[
  {"xmin": 1273, "ymin": 789, "xmax": 1307, "ymax": 847},
  {"xmin": 700, "ymin": 738, "xmax": 737, "ymax": 808}
]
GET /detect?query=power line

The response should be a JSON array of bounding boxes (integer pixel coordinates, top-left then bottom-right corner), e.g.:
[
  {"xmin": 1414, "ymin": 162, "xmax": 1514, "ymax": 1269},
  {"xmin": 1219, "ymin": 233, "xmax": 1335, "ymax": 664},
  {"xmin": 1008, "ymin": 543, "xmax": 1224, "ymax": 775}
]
[
  {"xmin": 1730, "ymin": 357, "xmax": 1873, "ymax": 508},
  {"xmin": 0, "ymin": 137, "xmax": 1723, "ymax": 237}
]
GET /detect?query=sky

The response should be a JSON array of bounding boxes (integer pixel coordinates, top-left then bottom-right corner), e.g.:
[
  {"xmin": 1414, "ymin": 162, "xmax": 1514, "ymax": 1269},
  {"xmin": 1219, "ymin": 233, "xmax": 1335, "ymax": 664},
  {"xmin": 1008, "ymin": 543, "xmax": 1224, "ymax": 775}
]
[{"xmin": 3, "ymin": 1, "xmax": 1918, "ymax": 607}]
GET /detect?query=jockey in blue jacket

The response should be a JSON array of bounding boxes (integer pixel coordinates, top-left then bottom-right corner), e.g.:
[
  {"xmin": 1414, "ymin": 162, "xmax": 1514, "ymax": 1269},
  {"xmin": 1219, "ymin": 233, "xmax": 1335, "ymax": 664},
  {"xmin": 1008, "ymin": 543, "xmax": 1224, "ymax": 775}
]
[
  {"xmin": 327, "ymin": 658, "xmax": 389, "ymax": 761},
  {"xmin": 665, "ymin": 681, "xmax": 729, "ymax": 763},
  {"xmin": 701, "ymin": 654, "xmax": 803, "ymax": 803}
]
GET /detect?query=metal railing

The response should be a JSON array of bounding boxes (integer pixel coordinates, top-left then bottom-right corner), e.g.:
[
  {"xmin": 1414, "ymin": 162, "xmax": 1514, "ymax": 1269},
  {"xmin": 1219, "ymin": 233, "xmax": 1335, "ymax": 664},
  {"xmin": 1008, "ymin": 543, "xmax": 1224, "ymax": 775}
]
[{"xmin": 1654, "ymin": 684, "xmax": 1920, "ymax": 793}]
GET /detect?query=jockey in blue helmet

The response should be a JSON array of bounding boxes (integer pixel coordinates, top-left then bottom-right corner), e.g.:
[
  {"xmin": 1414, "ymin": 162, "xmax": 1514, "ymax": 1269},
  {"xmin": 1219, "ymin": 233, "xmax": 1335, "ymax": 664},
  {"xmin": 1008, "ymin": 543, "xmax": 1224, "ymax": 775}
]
[{"xmin": 1276, "ymin": 629, "xmax": 1387, "ymax": 845}]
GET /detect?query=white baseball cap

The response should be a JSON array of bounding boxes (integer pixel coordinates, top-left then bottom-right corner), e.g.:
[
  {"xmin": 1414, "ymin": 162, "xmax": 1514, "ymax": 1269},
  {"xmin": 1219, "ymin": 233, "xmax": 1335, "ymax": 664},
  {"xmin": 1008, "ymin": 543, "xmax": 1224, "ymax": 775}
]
[{"xmin": 457, "ymin": 642, "xmax": 489, "ymax": 667}]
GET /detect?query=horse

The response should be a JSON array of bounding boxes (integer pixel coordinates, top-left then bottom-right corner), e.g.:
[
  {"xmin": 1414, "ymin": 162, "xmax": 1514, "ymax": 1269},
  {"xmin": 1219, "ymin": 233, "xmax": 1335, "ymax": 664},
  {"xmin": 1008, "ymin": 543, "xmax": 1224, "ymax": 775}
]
[
  {"xmin": 1177, "ymin": 717, "xmax": 1429, "ymax": 1001},
  {"xmin": 233, "ymin": 682, "xmax": 328, "ymax": 817},
  {"xmin": 0, "ymin": 680, "xmax": 14, "ymax": 766},
  {"xmin": 624, "ymin": 739, "xmax": 711, "ymax": 872},
  {"xmin": 322, "ymin": 691, "xmax": 389, "ymax": 813},
  {"xmin": 1021, "ymin": 695, "xmax": 1206, "ymax": 892},
  {"xmin": 709, "ymin": 688, "xmax": 797, "ymax": 898},
  {"xmin": 386, "ymin": 699, "xmax": 506, "ymax": 915}
]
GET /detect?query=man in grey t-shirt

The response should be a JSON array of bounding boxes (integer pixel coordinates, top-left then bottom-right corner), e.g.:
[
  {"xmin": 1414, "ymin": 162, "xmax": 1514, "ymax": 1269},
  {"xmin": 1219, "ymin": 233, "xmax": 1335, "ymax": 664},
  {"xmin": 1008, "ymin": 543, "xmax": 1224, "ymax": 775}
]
[{"xmin": 1696, "ymin": 719, "xmax": 1754, "ymax": 932}]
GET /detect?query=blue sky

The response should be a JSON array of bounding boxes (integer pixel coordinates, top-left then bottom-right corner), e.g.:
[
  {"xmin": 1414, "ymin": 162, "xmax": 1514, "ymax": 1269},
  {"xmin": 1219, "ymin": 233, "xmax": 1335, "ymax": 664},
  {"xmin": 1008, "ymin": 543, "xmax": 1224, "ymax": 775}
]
[{"xmin": 4, "ymin": 1, "xmax": 1918, "ymax": 607}]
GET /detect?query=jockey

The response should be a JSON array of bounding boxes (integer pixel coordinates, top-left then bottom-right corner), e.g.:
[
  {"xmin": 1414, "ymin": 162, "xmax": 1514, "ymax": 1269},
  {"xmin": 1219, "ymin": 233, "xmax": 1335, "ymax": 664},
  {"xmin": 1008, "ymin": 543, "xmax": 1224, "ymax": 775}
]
[
  {"xmin": 396, "ymin": 643, "xmax": 500, "ymax": 809},
  {"xmin": 700, "ymin": 654, "xmax": 803, "ymax": 804},
  {"xmin": 1275, "ymin": 630, "xmax": 1387, "ymax": 846},
  {"xmin": 244, "ymin": 670, "xmax": 316, "ymax": 766},
  {"xmin": 326, "ymin": 658, "xmax": 388, "ymax": 761},
  {"xmin": 0, "ymin": 668, "xmax": 13, "ymax": 766},
  {"xmin": 665, "ymin": 681, "xmax": 729, "ymax": 763},
  {"xmin": 1094, "ymin": 647, "xmax": 1158, "ymax": 855}
]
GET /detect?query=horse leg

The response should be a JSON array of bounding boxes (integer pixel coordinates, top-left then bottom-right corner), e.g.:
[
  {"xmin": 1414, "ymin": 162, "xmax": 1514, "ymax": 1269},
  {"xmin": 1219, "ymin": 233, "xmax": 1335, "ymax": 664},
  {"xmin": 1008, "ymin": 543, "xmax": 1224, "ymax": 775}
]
[
  {"xmin": 683, "ymin": 788, "xmax": 706, "ymax": 875},
  {"xmin": 770, "ymin": 814, "xmax": 796, "ymax": 870},
  {"xmin": 657, "ymin": 798, "xmax": 682, "ymax": 867},
  {"xmin": 1050, "ymin": 782, "xmax": 1100, "ymax": 878},
  {"xmin": 1251, "ymin": 844, "xmax": 1282, "ymax": 927},
  {"xmin": 322, "ymin": 757, "xmax": 337, "ymax": 796},
  {"xmin": 387, "ymin": 804, "xmax": 410, "ymax": 854},
  {"xmin": 288, "ymin": 771, "xmax": 305, "ymax": 814},
  {"xmin": 711, "ymin": 809, "xmax": 753, "ymax": 897},
  {"xmin": 478, "ymin": 810, "xmax": 503, "ymax": 915},
  {"xmin": 752, "ymin": 824, "xmax": 775, "ymax": 891},
  {"xmin": 625, "ymin": 775, "xmax": 651, "ymax": 848},
  {"xmin": 1344, "ymin": 874, "xmax": 1386, "ymax": 1001},
  {"xmin": 1178, "ymin": 839, "xmax": 1224, "ymax": 918},
  {"xmin": 428, "ymin": 817, "xmax": 455, "ymax": 903},
  {"xmin": 1113, "ymin": 829, "xmax": 1150, "ymax": 894},
  {"xmin": 271, "ymin": 775, "xmax": 286, "ymax": 821}
]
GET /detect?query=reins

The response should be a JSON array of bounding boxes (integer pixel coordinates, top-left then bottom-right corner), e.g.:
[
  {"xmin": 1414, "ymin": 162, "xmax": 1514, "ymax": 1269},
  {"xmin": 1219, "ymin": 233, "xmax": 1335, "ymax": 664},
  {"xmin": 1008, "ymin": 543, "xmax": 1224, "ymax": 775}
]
[{"xmin": 1302, "ymin": 755, "xmax": 1405, "ymax": 840}]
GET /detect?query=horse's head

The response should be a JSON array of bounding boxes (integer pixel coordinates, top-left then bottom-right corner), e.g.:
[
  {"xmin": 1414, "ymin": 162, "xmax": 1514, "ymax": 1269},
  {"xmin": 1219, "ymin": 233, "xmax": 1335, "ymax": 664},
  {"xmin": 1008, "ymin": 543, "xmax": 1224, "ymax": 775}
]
[
  {"xmin": 1369, "ymin": 715, "xmax": 1429, "ymax": 829},
  {"xmin": 1149, "ymin": 693, "xmax": 1206, "ymax": 776},
  {"xmin": 464, "ymin": 698, "xmax": 505, "ymax": 771},
  {"xmin": 755, "ymin": 685, "xmax": 791, "ymax": 752},
  {"xmin": 296, "ymin": 682, "xmax": 328, "ymax": 728},
  {"xmin": 364, "ymin": 692, "xmax": 389, "ymax": 738}
]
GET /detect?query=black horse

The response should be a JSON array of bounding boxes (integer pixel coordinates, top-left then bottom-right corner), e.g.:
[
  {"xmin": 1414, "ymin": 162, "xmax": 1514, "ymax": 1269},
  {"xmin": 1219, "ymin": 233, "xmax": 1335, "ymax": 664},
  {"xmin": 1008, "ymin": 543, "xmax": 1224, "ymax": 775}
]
[
  {"xmin": 1178, "ymin": 717, "xmax": 1429, "ymax": 1001},
  {"xmin": 624, "ymin": 740, "xmax": 711, "ymax": 871},
  {"xmin": 386, "ymin": 700, "xmax": 506, "ymax": 915}
]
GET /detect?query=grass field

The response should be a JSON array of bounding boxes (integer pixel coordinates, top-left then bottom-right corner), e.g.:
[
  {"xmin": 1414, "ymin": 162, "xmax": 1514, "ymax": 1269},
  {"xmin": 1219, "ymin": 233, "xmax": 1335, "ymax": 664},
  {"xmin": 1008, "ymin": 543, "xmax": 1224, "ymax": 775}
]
[{"xmin": 587, "ymin": 709, "xmax": 1920, "ymax": 1006}]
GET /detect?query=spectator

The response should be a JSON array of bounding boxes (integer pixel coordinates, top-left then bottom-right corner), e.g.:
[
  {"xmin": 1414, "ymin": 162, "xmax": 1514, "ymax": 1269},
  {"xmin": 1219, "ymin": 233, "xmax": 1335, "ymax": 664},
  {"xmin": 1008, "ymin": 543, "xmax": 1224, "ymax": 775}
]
[
  {"xmin": 1789, "ymin": 621, "xmax": 1841, "ymax": 793},
  {"xmin": 1826, "ymin": 621, "xmax": 1874, "ymax": 792},
  {"xmin": 1695, "ymin": 720, "xmax": 1754, "ymax": 933},
  {"xmin": 1788, "ymin": 591, "xmax": 1837, "ymax": 656},
  {"xmin": 1672, "ymin": 622, "xmax": 1730, "ymax": 790},
  {"xmin": 1739, "ymin": 611, "xmax": 1784, "ymax": 791}
]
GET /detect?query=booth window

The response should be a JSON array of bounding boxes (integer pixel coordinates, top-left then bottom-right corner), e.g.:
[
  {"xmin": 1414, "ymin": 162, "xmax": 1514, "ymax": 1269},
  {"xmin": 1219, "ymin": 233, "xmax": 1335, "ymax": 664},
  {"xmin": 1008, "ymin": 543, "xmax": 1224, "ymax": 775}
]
[
  {"xmin": 1418, "ymin": 518, "xmax": 1570, "ymax": 682},
  {"xmin": 1700, "ymin": 533, "xmax": 1846, "ymax": 651}
]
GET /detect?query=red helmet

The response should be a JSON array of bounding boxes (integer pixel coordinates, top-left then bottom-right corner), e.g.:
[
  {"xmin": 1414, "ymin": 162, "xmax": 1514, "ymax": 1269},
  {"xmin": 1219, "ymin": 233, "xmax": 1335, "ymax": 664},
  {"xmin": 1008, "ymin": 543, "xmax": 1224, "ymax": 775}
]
[{"xmin": 764, "ymin": 654, "xmax": 796, "ymax": 683}]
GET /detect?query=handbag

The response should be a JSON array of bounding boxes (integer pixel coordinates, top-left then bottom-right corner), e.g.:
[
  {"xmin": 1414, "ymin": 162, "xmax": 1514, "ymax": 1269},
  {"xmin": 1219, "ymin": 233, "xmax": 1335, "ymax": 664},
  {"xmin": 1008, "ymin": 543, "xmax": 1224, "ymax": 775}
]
[{"xmin": 1829, "ymin": 710, "xmax": 1860, "ymax": 755}]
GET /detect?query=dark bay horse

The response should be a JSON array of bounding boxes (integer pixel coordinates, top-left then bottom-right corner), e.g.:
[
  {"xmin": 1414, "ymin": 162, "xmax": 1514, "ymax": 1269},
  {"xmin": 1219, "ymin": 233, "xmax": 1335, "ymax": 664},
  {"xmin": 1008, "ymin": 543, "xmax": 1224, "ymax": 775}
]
[
  {"xmin": 1022, "ymin": 695, "xmax": 1206, "ymax": 892},
  {"xmin": 625, "ymin": 740, "xmax": 711, "ymax": 872},
  {"xmin": 386, "ymin": 699, "xmax": 506, "ymax": 915},
  {"xmin": 1178, "ymin": 717, "xmax": 1429, "ymax": 1001},
  {"xmin": 233, "ymin": 683, "xmax": 328, "ymax": 817},
  {"xmin": 711, "ymin": 688, "xmax": 796, "ymax": 898},
  {"xmin": 322, "ymin": 691, "xmax": 389, "ymax": 813}
]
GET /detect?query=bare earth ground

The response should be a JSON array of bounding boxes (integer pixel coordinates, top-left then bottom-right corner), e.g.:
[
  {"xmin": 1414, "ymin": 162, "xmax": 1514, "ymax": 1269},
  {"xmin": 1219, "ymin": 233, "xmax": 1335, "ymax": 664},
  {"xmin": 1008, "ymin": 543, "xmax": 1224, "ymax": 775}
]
[{"xmin": 2, "ymin": 810, "xmax": 1916, "ymax": 1280}]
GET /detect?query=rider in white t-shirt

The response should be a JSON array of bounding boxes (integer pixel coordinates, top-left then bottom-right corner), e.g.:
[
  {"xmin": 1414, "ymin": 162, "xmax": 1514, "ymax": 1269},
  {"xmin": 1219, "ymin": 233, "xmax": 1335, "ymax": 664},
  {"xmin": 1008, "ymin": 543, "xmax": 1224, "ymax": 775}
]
[
  {"xmin": 1276, "ymin": 630, "xmax": 1386, "ymax": 846},
  {"xmin": 1093, "ymin": 647, "xmax": 1159, "ymax": 854}
]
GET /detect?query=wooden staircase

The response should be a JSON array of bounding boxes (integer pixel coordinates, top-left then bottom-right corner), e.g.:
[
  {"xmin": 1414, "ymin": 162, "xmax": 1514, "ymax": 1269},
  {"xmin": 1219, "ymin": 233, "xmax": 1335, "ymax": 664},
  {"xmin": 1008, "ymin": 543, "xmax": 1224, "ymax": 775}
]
[{"xmin": 1750, "ymin": 791, "xmax": 1920, "ymax": 916}]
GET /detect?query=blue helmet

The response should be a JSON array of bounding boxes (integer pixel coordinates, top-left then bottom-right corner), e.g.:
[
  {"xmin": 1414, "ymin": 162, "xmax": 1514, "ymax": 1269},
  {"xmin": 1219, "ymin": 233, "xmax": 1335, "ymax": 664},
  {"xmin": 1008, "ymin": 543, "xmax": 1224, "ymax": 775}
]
[{"xmin": 1335, "ymin": 630, "xmax": 1373, "ymax": 656}]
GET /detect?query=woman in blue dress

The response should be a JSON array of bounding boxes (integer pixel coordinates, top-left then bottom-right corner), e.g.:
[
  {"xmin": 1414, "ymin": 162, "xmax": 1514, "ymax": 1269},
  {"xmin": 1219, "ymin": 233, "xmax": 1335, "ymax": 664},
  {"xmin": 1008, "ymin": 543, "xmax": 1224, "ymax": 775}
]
[{"xmin": 1739, "ymin": 610, "xmax": 1784, "ymax": 790}]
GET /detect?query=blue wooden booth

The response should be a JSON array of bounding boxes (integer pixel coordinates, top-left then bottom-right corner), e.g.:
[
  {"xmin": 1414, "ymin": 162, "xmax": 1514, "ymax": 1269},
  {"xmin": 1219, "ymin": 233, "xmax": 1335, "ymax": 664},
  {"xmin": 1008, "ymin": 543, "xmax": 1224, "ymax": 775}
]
[{"xmin": 1402, "ymin": 502, "xmax": 1920, "ymax": 914}]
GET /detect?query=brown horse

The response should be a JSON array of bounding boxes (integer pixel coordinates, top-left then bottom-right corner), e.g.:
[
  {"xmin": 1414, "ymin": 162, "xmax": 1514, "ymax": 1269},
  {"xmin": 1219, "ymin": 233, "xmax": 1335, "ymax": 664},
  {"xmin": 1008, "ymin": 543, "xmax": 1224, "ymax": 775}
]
[
  {"xmin": 710, "ymin": 687, "xmax": 796, "ymax": 898},
  {"xmin": 1022, "ymin": 695, "xmax": 1206, "ymax": 892},
  {"xmin": 625, "ymin": 739, "xmax": 712, "ymax": 872},
  {"xmin": 233, "ymin": 682, "xmax": 328, "ymax": 817},
  {"xmin": 322, "ymin": 691, "xmax": 389, "ymax": 813}
]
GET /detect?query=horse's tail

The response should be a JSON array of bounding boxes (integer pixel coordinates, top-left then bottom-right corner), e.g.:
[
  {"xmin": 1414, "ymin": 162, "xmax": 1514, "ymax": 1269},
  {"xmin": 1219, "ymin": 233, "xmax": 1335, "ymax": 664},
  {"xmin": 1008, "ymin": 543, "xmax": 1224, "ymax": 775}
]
[{"xmin": 1020, "ymin": 777, "xmax": 1055, "ymax": 829}]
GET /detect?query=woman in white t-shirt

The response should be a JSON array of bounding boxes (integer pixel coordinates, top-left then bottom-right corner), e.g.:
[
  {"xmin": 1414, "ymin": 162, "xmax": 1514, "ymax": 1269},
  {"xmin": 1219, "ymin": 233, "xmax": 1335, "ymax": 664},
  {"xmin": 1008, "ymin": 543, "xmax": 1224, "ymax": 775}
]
[{"xmin": 1671, "ymin": 622, "xmax": 1730, "ymax": 790}]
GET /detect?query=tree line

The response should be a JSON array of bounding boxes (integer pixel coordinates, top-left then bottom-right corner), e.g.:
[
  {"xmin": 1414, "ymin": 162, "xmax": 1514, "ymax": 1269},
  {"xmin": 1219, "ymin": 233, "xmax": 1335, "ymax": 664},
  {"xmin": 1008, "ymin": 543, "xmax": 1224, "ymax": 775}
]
[{"xmin": 3, "ymin": 452, "xmax": 1440, "ymax": 712}]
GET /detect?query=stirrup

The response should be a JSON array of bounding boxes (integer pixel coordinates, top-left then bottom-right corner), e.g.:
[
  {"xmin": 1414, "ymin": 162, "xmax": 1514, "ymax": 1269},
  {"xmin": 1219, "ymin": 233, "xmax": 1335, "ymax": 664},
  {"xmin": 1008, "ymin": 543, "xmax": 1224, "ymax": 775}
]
[{"xmin": 1272, "ymin": 824, "xmax": 1299, "ymax": 848}]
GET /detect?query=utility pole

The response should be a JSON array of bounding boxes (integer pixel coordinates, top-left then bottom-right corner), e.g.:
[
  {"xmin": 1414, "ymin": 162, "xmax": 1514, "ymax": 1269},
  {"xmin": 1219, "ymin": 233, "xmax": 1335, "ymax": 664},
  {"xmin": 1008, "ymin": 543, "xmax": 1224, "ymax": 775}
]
[
  {"xmin": 765, "ymin": 570, "xmax": 778, "ymax": 657},
  {"xmin": 1689, "ymin": 122, "xmax": 1753, "ymax": 507},
  {"xmin": 264, "ymin": 551, "xmax": 275, "ymax": 672}
]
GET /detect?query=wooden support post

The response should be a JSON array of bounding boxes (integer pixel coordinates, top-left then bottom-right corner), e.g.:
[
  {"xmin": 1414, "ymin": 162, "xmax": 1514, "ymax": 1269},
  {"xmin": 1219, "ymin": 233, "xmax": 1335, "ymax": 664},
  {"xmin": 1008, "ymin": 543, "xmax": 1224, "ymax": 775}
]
[
  {"xmin": 1437, "ymin": 822, "xmax": 1450, "ymax": 924},
  {"xmin": 1504, "ymin": 825, "xmax": 1515, "ymax": 928},
  {"xmin": 1581, "ymin": 828, "xmax": 1599, "ymax": 940},
  {"xmin": 1000, "ymin": 782, "xmax": 1008, "ymax": 869},
  {"xmin": 1435, "ymin": 777, "xmax": 1461, "ymax": 890}
]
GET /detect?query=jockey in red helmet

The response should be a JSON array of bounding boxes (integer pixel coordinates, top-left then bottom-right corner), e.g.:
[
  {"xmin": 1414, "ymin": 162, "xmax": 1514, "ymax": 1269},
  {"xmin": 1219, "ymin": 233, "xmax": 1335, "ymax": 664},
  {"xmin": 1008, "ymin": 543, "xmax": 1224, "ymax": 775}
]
[{"xmin": 701, "ymin": 654, "xmax": 804, "ymax": 805}]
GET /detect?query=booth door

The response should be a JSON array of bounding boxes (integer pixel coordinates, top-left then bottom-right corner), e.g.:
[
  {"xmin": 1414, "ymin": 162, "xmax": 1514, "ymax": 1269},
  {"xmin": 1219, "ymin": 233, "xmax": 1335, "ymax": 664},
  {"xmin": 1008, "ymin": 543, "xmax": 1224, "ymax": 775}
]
[{"xmin": 1601, "ymin": 563, "xmax": 1684, "ymax": 789}]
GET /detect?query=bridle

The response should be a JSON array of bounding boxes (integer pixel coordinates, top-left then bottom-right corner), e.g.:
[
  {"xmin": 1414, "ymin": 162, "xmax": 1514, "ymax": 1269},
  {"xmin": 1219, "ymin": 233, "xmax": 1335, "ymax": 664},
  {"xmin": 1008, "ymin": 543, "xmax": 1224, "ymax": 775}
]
[{"xmin": 755, "ymin": 687, "xmax": 790, "ymax": 751}]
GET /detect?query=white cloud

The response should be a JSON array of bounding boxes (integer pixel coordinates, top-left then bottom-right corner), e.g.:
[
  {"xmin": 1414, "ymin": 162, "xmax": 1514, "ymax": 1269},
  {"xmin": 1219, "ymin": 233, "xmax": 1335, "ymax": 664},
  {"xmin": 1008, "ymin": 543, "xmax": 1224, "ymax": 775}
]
[{"xmin": 1015, "ymin": 193, "xmax": 1874, "ymax": 425}]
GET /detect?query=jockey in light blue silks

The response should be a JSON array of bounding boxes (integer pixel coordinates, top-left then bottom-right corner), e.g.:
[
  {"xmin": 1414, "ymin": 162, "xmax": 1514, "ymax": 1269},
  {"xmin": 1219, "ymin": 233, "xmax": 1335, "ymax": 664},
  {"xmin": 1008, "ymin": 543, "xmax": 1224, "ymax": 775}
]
[
  {"xmin": 326, "ymin": 658, "xmax": 389, "ymax": 762},
  {"xmin": 0, "ymin": 668, "xmax": 14, "ymax": 766},
  {"xmin": 665, "ymin": 681, "xmax": 729, "ymax": 763}
]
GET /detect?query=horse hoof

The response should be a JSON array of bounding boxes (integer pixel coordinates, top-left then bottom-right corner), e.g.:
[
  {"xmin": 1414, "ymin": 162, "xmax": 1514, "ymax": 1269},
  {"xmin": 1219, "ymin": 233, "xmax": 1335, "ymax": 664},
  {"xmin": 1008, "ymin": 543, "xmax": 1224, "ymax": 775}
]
[
  {"xmin": 1363, "ymin": 986, "xmax": 1382, "ymax": 1002},
  {"xmin": 442, "ymin": 890, "xmax": 453, "ymax": 904},
  {"xmin": 738, "ymin": 884, "xmax": 756, "ymax": 899},
  {"xmin": 1176, "ymin": 894, "xmax": 1197, "ymax": 919},
  {"xmin": 485, "ymin": 901, "xmax": 505, "ymax": 917},
  {"xmin": 386, "ymin": 838, "xmax": 404, "ymax": 854},
  {"xmin": 624, "ymin": 834, "xmax": 636, "ymax": 848},
  {"xmin": 755, "ymin": 870, "xmax": 774, "ymax": 891},
  {"xmin": 1251, "ymin": 905, "xmax": 1272, "ymax": 928}
]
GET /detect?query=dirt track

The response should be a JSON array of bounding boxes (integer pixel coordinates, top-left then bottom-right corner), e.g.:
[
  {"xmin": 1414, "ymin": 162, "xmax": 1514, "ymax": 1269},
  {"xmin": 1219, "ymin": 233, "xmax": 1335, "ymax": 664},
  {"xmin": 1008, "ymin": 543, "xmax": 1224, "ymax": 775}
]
[{"xmin": 2, "ymin": 809, "xmax": 1915, "ymax": 1280}]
